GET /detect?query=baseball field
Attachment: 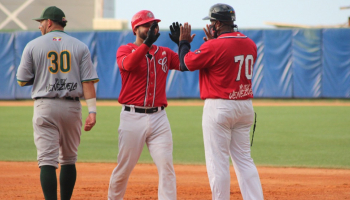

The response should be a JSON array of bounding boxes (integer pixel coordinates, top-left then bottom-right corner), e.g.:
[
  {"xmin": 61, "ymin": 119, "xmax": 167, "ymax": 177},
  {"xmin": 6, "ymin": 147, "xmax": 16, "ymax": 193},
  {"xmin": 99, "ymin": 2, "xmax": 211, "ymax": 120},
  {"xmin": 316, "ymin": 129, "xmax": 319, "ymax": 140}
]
[{"xmin": 0, "ymin": 99, "xmax": 350, "ymax": 199}]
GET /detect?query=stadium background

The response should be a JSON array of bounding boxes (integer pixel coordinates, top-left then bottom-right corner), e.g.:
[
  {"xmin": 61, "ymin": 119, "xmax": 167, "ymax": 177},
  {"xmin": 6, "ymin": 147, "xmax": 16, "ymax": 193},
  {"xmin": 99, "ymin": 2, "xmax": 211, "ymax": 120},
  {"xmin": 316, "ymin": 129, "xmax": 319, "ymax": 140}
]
[{"xmin": 1, "ymin": 28, "xmax": 350, "ymax": 99}]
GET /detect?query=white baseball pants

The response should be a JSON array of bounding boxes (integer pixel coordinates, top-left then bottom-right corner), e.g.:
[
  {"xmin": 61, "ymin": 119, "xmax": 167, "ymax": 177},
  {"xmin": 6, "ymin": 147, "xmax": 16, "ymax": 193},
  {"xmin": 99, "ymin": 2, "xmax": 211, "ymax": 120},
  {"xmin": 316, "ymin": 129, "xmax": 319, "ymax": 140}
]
[
  {"xmin": 202, "ymin": 99, "xmax": 264, "ymax": 200},
  {"xmin": 108, "ymin": 105, "xmax": 176, "ymax": 200}
]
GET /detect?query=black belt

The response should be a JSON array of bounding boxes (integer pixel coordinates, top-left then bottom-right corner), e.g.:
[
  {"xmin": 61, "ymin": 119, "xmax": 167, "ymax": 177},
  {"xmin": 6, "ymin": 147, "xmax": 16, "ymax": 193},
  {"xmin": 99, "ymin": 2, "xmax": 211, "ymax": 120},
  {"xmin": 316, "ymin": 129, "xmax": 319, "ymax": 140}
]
[
  {"xmin": 35, "ymin": 97, "xmax": 80, "ymax": 101},
  {"xmin": 124, "ymin": 106, "xmax": 164, "ymax": 114}
]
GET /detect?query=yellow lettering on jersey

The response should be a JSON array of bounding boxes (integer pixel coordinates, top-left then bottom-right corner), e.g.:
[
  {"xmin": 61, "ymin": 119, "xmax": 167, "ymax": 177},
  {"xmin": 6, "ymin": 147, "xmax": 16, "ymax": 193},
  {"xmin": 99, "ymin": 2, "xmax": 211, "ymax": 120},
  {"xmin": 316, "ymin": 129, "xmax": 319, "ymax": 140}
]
[
  {"xmin": 47, "ymin": 50, "xmax": 71, "ymax": 74},
  {"xmin": 60, "ymin": 50, "xmax": 71, "ymax": 73},
  {"xmin": 47, "ymin": 51, "xmax": 59, "ymax": 74}
]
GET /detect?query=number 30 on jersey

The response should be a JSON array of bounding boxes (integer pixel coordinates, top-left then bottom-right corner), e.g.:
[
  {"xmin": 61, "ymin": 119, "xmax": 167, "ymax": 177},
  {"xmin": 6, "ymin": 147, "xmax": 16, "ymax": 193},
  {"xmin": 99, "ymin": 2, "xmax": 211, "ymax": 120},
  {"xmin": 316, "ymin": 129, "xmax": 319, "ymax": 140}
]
[
  {"xmin": 47, "ymin": 50, "xmax": 71, "ymax": 74},
  {"xmin": 234, "ymin": 55, "xmax": 253, "ymax": 81}
]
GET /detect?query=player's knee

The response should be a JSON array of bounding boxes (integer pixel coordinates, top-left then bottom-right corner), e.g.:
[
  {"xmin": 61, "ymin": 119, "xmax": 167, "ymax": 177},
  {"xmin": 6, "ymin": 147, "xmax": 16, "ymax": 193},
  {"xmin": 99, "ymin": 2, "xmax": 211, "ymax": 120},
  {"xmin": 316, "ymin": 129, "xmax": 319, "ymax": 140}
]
[{"xmin": 154, "ymin": 155, "xmax": 173, "ymax": 167}]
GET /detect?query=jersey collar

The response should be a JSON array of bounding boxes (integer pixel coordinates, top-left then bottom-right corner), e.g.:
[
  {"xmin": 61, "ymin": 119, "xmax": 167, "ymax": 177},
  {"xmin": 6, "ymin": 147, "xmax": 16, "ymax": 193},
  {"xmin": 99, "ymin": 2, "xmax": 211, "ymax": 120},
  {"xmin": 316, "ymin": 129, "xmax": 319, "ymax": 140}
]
[
  {"xmin": 50, "ymin": 30, "xmax": 66, "ymax": 34},
  {"xmin": 218, "ymin": 32, "xmax": 246, "ymax": 39}
]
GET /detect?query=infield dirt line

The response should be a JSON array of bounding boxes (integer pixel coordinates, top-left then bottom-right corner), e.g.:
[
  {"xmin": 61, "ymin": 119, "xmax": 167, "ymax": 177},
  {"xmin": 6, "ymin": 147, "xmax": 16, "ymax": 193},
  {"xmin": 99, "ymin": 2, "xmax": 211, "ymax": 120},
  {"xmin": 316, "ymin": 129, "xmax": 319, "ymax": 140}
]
[
  {"xmin": 1, "ymin": 161, "xmax": 350, "ymax": 200},
  {"xmin": 0, "ymin": 100, "xmax": 350, "ymax": 106}
]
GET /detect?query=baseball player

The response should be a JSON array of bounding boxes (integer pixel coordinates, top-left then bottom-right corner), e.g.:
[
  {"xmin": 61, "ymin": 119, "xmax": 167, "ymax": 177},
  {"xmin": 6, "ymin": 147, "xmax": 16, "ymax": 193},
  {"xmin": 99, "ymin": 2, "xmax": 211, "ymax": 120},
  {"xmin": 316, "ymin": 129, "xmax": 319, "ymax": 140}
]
[
  {"xmin": 176, "ymin": 3, "xmax": 264, "ymax": 200},
  {"xmin": 108, "ymin": 10, "xmax": 183, "ymax": 200},
  {"xmin": 16, "ymin": 6, "xmax": 99, "ymax": 200}
]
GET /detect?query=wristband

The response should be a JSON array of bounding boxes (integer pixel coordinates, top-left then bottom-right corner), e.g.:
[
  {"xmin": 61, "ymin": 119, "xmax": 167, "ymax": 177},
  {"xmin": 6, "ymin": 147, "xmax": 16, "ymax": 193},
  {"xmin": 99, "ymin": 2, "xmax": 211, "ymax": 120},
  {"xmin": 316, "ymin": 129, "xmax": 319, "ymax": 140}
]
[{"xmin": 86, "ymin": 98, "xmax": 96, "ymax": 114}]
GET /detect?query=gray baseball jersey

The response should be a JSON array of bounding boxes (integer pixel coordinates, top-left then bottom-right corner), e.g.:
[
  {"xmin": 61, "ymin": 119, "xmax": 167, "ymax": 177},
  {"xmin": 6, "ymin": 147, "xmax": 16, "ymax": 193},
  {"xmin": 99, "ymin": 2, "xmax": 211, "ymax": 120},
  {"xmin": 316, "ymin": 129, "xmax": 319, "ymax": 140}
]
[{"xmin": 17, "ymin": 30, "xmax": 99, "ymax": 99}]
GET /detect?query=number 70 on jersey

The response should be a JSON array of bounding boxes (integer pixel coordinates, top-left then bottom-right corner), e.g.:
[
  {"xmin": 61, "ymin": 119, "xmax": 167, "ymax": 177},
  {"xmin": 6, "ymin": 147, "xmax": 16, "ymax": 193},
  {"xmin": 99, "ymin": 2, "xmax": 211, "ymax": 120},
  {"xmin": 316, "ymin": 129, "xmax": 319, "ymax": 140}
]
[{"xmin": 234, "ymin": 55, "xmax": 253, "ymax": 81}]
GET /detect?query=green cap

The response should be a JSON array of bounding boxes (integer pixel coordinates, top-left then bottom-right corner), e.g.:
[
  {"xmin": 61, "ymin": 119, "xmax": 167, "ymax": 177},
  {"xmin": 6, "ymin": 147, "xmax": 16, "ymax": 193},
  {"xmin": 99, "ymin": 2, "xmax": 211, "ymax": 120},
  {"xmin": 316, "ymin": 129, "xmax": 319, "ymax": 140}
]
[{"xmin": 33, "ymin": 6, "xmax": 67, "ymax": 22}]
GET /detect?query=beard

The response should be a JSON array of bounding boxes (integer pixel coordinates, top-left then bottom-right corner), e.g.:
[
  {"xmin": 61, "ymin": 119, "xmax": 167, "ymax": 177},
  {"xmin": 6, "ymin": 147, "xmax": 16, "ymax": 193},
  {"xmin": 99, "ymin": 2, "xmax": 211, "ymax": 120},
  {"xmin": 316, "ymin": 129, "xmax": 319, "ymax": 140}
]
[
  {"xmin": 209, "ymin": 24, "xmax": 218, "ymax": 38},
  {"xmin": 138, "ymin": 29, "xmax": 148, "ymax": 40}
]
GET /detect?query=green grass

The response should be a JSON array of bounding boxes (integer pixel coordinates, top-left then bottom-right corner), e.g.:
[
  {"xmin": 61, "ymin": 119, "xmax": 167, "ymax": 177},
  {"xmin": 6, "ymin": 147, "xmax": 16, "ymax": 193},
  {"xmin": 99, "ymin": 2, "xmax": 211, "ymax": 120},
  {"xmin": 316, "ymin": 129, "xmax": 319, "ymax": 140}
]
[
  {"xmin": 0, "ymin": 105, "xmax": 349, "ymax": 168},
  {"xmin": 0, "ymin": 107, "xmax": 36, "ymax": 161},
  {"xmin": 251, "ymin": 106, "xmax": 350, "ymax": 168}
]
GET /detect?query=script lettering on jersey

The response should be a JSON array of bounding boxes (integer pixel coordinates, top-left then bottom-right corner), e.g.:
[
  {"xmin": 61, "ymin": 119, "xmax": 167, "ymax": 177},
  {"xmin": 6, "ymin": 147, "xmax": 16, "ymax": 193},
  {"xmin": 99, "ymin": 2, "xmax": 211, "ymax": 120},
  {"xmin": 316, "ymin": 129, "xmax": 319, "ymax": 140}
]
[
  {"xmin": 229, "ymin": 84, "xmax": 253, "ymax": 99},
  {"xmin": 158, "ymin": 57, "xmax": 168, "ymax": 73},
  {"xmin": 46, "ymin": 78, "xmax": 78, "ymax": 92}
]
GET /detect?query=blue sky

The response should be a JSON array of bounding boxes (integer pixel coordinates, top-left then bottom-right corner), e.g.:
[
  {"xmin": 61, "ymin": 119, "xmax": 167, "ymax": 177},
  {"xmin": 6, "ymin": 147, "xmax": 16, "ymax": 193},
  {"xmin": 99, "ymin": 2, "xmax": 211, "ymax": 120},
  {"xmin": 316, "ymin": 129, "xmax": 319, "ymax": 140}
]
[{"xmin": 115, "ymin": 0, "xmax": 350, "ymax": 30}]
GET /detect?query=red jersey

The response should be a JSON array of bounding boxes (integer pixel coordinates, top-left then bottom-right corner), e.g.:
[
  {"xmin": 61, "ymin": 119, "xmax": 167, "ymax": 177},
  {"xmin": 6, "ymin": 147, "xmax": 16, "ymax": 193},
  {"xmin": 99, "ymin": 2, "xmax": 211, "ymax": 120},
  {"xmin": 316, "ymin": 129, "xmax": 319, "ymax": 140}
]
[
  {"xmin": 183, "ymin": 32, "xmax": 257, "ymax": 100},
  {"xmin": 117, "ymin": 43, "xmax": 180, "ymax": 107}
]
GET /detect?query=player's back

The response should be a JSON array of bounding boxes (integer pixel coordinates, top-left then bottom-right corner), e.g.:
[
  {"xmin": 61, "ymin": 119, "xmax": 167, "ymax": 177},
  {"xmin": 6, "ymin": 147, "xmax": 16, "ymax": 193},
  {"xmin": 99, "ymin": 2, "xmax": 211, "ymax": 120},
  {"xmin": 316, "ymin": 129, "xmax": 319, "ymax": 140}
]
[
  {"xmin": 206, "ymin": 32, "xmax": 256, "ymax": 82},
  {"xmin": 29, "ymin": 31, "xmax": 87, "ymax": 72},
  {"xmin": 23, "ymin": 31, "xmax": 91, "ymax": 98},
  {"xmin": 201, "ymin": 32, "xmax": 257, "ymax": 100}
]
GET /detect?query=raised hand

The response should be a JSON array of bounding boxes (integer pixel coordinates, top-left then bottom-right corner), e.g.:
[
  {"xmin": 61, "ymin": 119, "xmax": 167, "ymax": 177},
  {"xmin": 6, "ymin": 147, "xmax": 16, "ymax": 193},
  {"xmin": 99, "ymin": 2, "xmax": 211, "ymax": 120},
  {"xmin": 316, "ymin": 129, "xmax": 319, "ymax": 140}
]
[
  {"xmin": 143, "ymin": 21, "xmax": 160, "ymax": 47},
  {"xmin": 179, "ymin": 22, "xmax": 196, "ymax": 43},
  {"xmin": 169, "ymin": 22, "xmax": 181, "ymax": 45},
  {"xmin": 203, "ymin": 24, "xmax": 214, "ymax": 42}
]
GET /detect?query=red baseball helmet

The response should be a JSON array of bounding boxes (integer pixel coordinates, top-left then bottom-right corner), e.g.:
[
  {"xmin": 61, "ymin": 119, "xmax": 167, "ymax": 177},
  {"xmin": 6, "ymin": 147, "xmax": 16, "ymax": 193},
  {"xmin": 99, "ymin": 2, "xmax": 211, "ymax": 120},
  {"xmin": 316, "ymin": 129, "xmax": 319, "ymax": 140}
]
[{"xmin": 131, "ymin": 10, "xmax": 160, "ymax": 35}]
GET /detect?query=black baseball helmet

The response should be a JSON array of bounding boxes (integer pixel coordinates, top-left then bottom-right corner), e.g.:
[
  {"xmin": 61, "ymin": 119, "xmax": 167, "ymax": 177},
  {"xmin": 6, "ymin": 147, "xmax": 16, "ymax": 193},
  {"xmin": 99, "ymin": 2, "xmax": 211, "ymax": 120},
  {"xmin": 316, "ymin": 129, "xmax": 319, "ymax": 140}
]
[{"xmin": 203, "ymin": 3, "xmax": 235, "ymax": 22}]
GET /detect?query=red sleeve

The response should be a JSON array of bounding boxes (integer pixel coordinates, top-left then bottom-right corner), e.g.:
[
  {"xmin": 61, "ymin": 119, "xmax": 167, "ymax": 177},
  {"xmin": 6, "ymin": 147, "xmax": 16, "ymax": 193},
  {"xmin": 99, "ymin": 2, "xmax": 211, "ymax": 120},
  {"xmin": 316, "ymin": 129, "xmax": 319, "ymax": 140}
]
[
  {"xmin": 184, "ymin": 41, "xmax": 216, "ymax": 71},
  {"xmin": 167, "ymin": 48, "xmax": 180, "ymax": 71},
  {"xmin": 116, "ymin": 44, "xmax": 149, "ymax": 71}
]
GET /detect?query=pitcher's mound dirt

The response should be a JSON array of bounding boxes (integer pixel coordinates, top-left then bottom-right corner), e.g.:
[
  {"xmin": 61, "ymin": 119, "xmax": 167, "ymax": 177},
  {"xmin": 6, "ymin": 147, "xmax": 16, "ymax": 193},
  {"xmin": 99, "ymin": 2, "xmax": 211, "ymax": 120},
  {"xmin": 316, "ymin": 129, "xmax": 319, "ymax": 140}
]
[{"xmin": 0, "ymin": 162, "xmax": 349, "ymax": 200}]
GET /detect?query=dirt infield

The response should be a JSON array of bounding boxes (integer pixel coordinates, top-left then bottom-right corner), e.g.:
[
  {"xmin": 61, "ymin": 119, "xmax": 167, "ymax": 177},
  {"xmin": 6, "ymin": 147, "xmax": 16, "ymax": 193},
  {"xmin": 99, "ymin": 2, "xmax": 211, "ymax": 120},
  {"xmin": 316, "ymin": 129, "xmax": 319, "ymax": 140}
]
[{"xmin": 0, "ymin": 162, "xmax": 349, "ymax": 200}]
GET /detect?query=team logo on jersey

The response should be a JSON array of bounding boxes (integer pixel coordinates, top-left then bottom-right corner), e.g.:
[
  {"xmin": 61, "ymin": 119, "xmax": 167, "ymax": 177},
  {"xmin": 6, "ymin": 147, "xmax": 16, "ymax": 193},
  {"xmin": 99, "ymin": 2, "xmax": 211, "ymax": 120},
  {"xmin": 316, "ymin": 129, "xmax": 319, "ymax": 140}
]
[
  {"xmin": 53, "ymin": 37, "xmax": 61, "ymax": 41},
  {"xmin": 158, "ymin": 57, "xmax": 168, "ymax": 73},
  {"xmin": 195, "ymin": 50, "xmax": 201, "ymax": 54},
  {"xmin": 162, "ymin": 51, "xmax": 166, "ymax": 56}
]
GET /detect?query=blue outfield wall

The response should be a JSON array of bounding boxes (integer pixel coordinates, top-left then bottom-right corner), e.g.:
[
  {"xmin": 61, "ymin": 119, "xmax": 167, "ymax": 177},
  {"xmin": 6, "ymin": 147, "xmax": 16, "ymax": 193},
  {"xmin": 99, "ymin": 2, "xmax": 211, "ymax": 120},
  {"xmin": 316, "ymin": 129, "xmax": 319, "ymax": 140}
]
[{"xmin": 1, "ymin": 28, "xmax": 350, "ymax": 99}]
